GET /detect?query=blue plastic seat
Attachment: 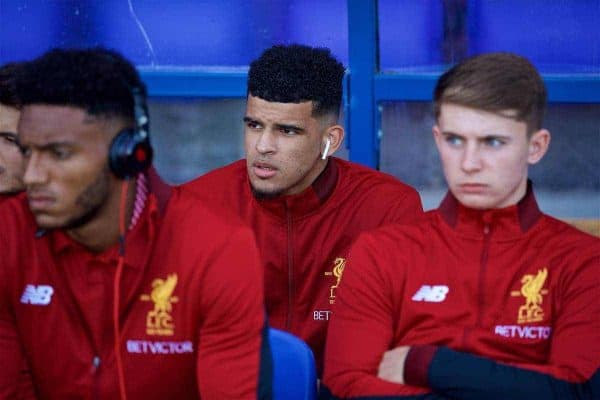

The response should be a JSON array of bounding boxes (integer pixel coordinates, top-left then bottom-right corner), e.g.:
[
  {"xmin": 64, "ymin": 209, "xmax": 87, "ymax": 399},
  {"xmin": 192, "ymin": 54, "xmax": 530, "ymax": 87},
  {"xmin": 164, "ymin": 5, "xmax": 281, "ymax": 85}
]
[{"xmin": 268, "ymin": 328, "xmax": 318, "ymax": 400}]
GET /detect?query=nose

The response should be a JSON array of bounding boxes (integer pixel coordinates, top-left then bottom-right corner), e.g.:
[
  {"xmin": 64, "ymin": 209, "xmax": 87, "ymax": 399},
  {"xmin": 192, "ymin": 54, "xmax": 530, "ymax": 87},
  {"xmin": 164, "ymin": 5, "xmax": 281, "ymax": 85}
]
[
  {"xmin": 23, "ymin": 152, "xmax": 49, "ymax": 187},
  {"xmin": 255, "ymin": 129, "xmax": 277, "ymax": 155},
  {"xmin": 461, "ymin": 142, "xmax": 482, "ymax": 173}
]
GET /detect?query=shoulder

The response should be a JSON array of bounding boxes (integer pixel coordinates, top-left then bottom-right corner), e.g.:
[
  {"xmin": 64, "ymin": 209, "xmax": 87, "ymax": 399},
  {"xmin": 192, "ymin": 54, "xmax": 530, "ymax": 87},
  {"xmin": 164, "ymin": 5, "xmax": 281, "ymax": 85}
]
[
  {"xmin": 0, "ymin": 194, "xmax": 37, "ymax": 238},
  {"xmin": 166, "ymin": 186, "xmax": 248, "ymax": 233},
  {"xmin": 537, "ymin": 215, "xmax": 600, "ymax": 257},
  {"xmin": 352, "ymin": 211, "xmax": 437, "ymax": 259},
  {"xmin": 181, "ymin": 160, "xmax": 246, "ymax": 193},
  {"xmin": 333, "ymin": 158, "xmax": 421, "ymax": 204},
  {"xmin": 177, "ymin": 160, "xmax": 249, "ymax": 213},
  {"xmin": 538, "ymin": 215, "xmax": 598, "ymax": 244}
]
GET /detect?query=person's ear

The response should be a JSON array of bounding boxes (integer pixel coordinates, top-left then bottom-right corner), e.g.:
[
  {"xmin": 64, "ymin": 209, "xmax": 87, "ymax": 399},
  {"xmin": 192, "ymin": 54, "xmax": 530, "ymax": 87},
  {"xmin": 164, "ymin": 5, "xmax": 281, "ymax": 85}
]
[
  {"xmin": 321, "ymin": 125, "xmax": 344, "ymax": 159},
  {"xmin": 432, "ymin": 125, "xmax": 443, "ymax": 152},
  {"xmin": 527, "ymin": 129, "xmax": 551, "ymax": 165}
]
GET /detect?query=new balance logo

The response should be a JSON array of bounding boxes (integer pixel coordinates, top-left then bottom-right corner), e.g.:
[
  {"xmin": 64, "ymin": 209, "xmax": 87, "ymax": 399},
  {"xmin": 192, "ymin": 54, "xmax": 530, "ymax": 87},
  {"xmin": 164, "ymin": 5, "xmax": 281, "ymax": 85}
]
[
  {"xmin": 20, "ymin": 285, "xmax": 54, "ymax": 306},
  {"xmin": 411, "ymin": 285, "xmax": 449, "ymax": 302}
]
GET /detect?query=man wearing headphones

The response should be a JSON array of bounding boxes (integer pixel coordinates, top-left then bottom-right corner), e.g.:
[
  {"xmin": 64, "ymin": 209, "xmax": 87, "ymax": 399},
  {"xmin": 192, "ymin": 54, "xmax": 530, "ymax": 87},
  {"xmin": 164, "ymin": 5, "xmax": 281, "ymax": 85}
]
[
  {"xmin": 0, "ymin": 48, "xmax": 271, "ymax": 399},
  {"xmin": 183, "ymin": 44, "xmax": 423, "ymax": 374},
  {"xmin": 0, "ymin": 62, "xmax": 26, "ymax": 199}
]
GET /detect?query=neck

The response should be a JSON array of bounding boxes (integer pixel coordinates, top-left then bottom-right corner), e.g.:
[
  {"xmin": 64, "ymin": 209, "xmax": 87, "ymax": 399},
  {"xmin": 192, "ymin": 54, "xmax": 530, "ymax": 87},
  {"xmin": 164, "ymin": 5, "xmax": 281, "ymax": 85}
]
[{"xmin": 66, "ymin": 180, "xmax": 136, "ymax": 253}]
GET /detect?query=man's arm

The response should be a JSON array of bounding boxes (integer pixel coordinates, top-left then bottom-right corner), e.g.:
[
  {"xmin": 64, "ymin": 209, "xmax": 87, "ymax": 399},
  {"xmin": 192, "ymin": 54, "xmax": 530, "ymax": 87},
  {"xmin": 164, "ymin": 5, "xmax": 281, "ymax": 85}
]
[
  {"xmin": 195, "ymin": 226, "xmax": 272, "ymax": 399},
  {"xmin": 389, "ymin": 251, "xmax": 600, "ymax": 399},
  {"xmin": 322, "ymin": 232, "xmax": 449, "ymax": 399},
  {"xmin": 0, "ymin": 309, "xmax": 24, "ymax": 398},
  {"xmin": 400, "ymin": 346, "xmax": 599, "ymax": 400}
]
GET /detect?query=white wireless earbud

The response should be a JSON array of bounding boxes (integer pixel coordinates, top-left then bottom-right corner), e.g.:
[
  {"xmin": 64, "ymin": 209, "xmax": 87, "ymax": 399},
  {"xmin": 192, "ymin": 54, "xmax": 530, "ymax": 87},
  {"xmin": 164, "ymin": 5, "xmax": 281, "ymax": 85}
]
[{"xmin": 321, "ymin": 138, "xmax": 331, "ymax": 160}]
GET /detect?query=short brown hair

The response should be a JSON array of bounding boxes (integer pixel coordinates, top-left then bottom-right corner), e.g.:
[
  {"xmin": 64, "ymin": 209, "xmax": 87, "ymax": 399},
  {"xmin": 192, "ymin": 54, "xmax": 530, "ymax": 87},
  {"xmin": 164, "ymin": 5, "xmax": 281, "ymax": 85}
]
[{"xmin": 433, "ymin": 52, "xmax": 547, "ymax": 132}]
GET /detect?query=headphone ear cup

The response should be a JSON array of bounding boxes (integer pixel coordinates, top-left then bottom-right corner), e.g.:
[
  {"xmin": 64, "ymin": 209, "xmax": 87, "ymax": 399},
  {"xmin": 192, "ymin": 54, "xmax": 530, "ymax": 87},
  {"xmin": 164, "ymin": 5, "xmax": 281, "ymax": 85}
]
[{"xmin": 109, "ymin": 128, "xmax": 153, "ymax": 179}]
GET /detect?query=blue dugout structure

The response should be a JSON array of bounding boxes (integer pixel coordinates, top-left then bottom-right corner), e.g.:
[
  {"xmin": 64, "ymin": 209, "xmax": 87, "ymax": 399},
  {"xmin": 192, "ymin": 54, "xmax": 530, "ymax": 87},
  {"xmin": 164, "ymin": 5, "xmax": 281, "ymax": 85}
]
[{"xmin": 1, "ymin": 0, "xmax": 599, "ymax": 171}]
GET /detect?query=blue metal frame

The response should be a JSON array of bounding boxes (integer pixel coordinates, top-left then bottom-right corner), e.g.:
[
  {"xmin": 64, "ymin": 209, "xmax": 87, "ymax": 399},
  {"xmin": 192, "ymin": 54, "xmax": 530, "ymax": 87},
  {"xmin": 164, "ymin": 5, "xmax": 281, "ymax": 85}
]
[
  {"xmin": 141, "ymin": 69, "xmax": 247, "ymax": 98},
  {"xmin": 346, "ymin": 0, "xmax": 379, "ymax": 168},
  {"xmin": 139, "ymin": 0, "xmax": 600, "ymax": 170},
  {"xmin": 374, "ymin": 73, "xmax": 600, "ymax": 103}
]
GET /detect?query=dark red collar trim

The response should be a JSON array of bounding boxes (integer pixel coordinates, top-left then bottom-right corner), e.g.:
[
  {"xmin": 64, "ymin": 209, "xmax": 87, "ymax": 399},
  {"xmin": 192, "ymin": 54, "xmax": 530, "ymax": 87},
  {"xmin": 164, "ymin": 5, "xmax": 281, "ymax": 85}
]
[{"xmin": 439, "ymin": 180, "xmax": 542, "ymax": 233}]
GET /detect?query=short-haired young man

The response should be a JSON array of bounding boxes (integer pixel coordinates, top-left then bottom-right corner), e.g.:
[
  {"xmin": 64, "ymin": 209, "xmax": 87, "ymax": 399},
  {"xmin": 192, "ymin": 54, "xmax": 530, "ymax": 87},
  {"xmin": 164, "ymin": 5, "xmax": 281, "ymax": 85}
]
[
  {"xmin": 184, "ymin": 44, "xmax": 423, "ymax": 372},
  {"xmin": 0, "ymin": 48, "xmax": 271, "ymax": 399},
  {"xmin": 0, "ymin": 62, "xmax": 26, "ymax": 197},
  {"xmin": 323, "ymin": 52, "xmax": 600, "ymax": 399}
]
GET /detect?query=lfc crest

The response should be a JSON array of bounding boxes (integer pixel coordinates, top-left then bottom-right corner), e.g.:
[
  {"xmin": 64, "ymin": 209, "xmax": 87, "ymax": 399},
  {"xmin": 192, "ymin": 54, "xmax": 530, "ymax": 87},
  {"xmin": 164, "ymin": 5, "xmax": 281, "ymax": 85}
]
[
  {"xmin": 324, "ymin": 258, "xmax": 346, "ymax": 304},
  {"xmin": 510, "ymin": 268, "xmax": 549, "ymax": 324},
  {"xmin": 140, "ymin": 274, "xmax": 179, "ymax": 336}
]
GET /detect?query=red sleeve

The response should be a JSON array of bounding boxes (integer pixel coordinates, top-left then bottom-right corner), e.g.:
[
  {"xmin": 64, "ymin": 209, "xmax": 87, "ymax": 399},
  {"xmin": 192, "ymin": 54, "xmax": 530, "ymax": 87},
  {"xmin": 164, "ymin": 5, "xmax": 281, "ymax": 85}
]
[
  {"xmin": 383, "ymin": 186, "xmax": 424, "ymax": 225},
  {"xmin": 195, "ymin": 226, "xmax": 270, "ymax": 399},
  {"xmin": 0, "ymin": 211, "xmax": 36, "ymax": 399},
  {"xmin": 0, "ymin": 304, "xmax": 23, "ymax": 398},
  {"xmin": 323, "ymin": 232, "xmax": 430, "ymax": 398}
]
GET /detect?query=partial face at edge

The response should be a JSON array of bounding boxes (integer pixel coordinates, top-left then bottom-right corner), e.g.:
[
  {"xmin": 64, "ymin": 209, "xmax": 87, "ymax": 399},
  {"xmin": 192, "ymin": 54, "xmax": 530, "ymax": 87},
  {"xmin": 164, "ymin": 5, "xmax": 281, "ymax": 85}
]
[
  {"xmin": 0, "ymin": 104, "xmax": 25, "ymax": 194},
  {"xmin": 244, "ymin": 95, "xmax": 331, "ymax": 198},
  {"xmin": 18, "ymin": 105, "xmax": 119, "ymax": 229},
  {"xmin": 433, "ymin": 103, "xmax": 549, "ymax": 210}
]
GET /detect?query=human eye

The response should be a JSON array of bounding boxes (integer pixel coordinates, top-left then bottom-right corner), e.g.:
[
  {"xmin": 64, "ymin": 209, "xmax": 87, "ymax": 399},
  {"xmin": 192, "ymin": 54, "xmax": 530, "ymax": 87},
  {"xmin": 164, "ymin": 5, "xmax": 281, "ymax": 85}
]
[
  {"xmin": 0, "ymin": 132, "xmax": 18, "ymax": 146},
  {"xmin": 19, "ymin": 145, "xmax": 32, "ymax": 158},
  {"xmin": 279, "ymin": 127, "xmax": 298, "ymax": 136},
  {"xmin": 445, "ymin": 134, "xmax": 463, "ymax": 147},
  {"xmin": 244, "ymin": 119, "xmax": 262, "ymax": 130},
  {"xmin": 50, "ymin": 146, "xmax": 71, "ymax": 160},
  {"xmin": 484, "ymin": 137, "xmax": 505, "ymax": 148}
]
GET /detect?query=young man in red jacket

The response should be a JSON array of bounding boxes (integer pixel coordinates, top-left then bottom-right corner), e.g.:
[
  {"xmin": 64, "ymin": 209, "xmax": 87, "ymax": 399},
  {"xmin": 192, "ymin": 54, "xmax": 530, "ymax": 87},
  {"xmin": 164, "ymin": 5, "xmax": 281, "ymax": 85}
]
[
  {"xmin": 0, "ymin": 48, "xmax": 271, "ymax": 399},
  {"xmin": 0, "ymin": 62, "xmax": 26, "ymax": 199},
  {"xmin": 323, "ymin": 52, "xmax": 600, "ymax": 399},
  {"xmin": 183, "ymin": 44, "xmax": 423, "ymax": 373}
]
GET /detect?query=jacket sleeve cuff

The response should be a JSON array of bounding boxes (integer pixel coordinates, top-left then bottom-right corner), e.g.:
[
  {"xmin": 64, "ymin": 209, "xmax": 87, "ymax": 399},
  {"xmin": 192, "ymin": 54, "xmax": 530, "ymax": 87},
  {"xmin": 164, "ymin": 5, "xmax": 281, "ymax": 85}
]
[{"xmin": 403, "ymin": 345, "xmax": 439, "ymax": 388}]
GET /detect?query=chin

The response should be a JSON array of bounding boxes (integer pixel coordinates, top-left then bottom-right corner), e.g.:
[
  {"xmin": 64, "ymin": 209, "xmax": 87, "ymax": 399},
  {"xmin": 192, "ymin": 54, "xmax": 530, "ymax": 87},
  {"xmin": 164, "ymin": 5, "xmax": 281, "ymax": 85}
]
[
  {"xmin": 33, "ymin": 215, "xmax": 66, "ymax": 230},
  {"xmin": 454, "ymin": 194, "xmax": 496, "ymax": 210},
  {"xmin": 250, "ymin": 184, "xmax": 283, "ymax": 200}
]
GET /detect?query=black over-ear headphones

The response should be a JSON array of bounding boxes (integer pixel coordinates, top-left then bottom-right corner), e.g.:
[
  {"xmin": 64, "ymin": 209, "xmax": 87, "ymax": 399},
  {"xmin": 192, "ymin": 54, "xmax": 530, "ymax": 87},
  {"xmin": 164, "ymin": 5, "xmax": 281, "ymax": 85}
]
[{"xmin": 108, "ymin": 86, "xmax": 154, "ymax": 179}]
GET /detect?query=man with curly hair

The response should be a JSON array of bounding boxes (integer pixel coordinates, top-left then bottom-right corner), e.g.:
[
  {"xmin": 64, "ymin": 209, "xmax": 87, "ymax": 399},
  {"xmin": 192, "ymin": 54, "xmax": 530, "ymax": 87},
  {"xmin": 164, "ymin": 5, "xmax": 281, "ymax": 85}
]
[
  {"xmin": 184, "ymin": 44, "xmax": 423, "ymax": 373},
  {"xmin": 0, "ymin": 47, "xmax": 271, "ymax": 399}
]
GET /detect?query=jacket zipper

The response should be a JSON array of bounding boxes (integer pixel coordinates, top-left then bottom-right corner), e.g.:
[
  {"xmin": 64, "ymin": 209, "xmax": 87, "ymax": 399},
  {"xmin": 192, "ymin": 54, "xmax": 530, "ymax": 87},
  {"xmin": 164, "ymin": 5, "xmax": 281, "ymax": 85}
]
[
  {"xmin": 463, "ymin": 220, "xmax": 492, "ymax": 349},
  {"xmin": 91, "ymin": 355, "xmax": 101, "ymax": 400},
  {"xmin": 285, "ymin": 206, "xmax": 294, "ymax": 330},
  {"xmin": 477, "ymin": 222, "xmax": 492, "ymax": 327}
]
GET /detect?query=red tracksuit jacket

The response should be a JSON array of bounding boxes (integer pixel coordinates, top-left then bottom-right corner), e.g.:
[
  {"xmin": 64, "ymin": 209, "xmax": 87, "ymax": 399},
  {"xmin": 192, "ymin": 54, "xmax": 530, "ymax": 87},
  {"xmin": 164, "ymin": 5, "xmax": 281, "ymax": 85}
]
[
  {"xmin": 323, "ymin": 185, "xmax": 600, "ymax": 399},
  {"xmin": 0, "ymin": 186, "xmax": 271, "ymax": 399},
  {"xmin": 183, "ymin": 158, "xmax": 423, "ymax": 372}
]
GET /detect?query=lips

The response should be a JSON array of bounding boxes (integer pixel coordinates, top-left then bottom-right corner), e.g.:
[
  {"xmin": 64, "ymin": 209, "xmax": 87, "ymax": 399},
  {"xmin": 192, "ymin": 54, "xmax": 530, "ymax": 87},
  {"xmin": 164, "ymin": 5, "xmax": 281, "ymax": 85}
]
[
  {"xmin": 459, "ymin": 183, "xmax": 487, "ymax": 194},
  {"xmin": 252, "ymin": 161, "xmax": 278, "ymax": 179},
  {"xmin": 27, "ymin": 193, "xmax": 55, "ymax": 210}
]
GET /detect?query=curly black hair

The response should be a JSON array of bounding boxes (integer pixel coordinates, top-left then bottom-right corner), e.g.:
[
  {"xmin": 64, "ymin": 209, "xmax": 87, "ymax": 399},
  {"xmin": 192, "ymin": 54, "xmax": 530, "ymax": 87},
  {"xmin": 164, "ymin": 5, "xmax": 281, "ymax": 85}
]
[
  {"xmin": 16, "ymin": 47, "xmax": 146, "ymax": 122},
  {"xmin": 0, "ymin": 62, "xmax": 25, "ymax": 108},
  {"xmin": 248, "ymin": 44, "xmax": 345, "ymax": 118}
]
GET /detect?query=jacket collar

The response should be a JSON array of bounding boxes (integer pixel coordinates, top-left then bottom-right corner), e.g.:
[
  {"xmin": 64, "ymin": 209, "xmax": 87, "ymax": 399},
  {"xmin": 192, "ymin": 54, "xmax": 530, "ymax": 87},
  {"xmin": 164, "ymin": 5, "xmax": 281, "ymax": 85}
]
[
  {"xmin": 438, "ymin": 181, "xmax": 542, "ymax": 238},
  {"xmin": 50, "ymin": 178, "xmax": 161, "ymax": 270},
  {"xmin": 253, "ymin": 158, "xmax": 339, "ymax": 220}
]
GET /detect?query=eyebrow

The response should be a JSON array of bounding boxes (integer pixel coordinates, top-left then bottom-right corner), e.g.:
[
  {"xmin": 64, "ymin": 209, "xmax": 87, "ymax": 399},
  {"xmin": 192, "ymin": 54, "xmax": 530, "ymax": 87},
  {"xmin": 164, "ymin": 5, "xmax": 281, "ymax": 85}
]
[
  {"xmin": 243, "ymin": 117, "xmax": 306, "ymax": 133},
  {"xmin": 441, "ymin": 131, "xmax": 510, "ymax": 140},
  {"xmin": 19, "ymin": 141, "xmax": 75, "ymax": 151}
]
